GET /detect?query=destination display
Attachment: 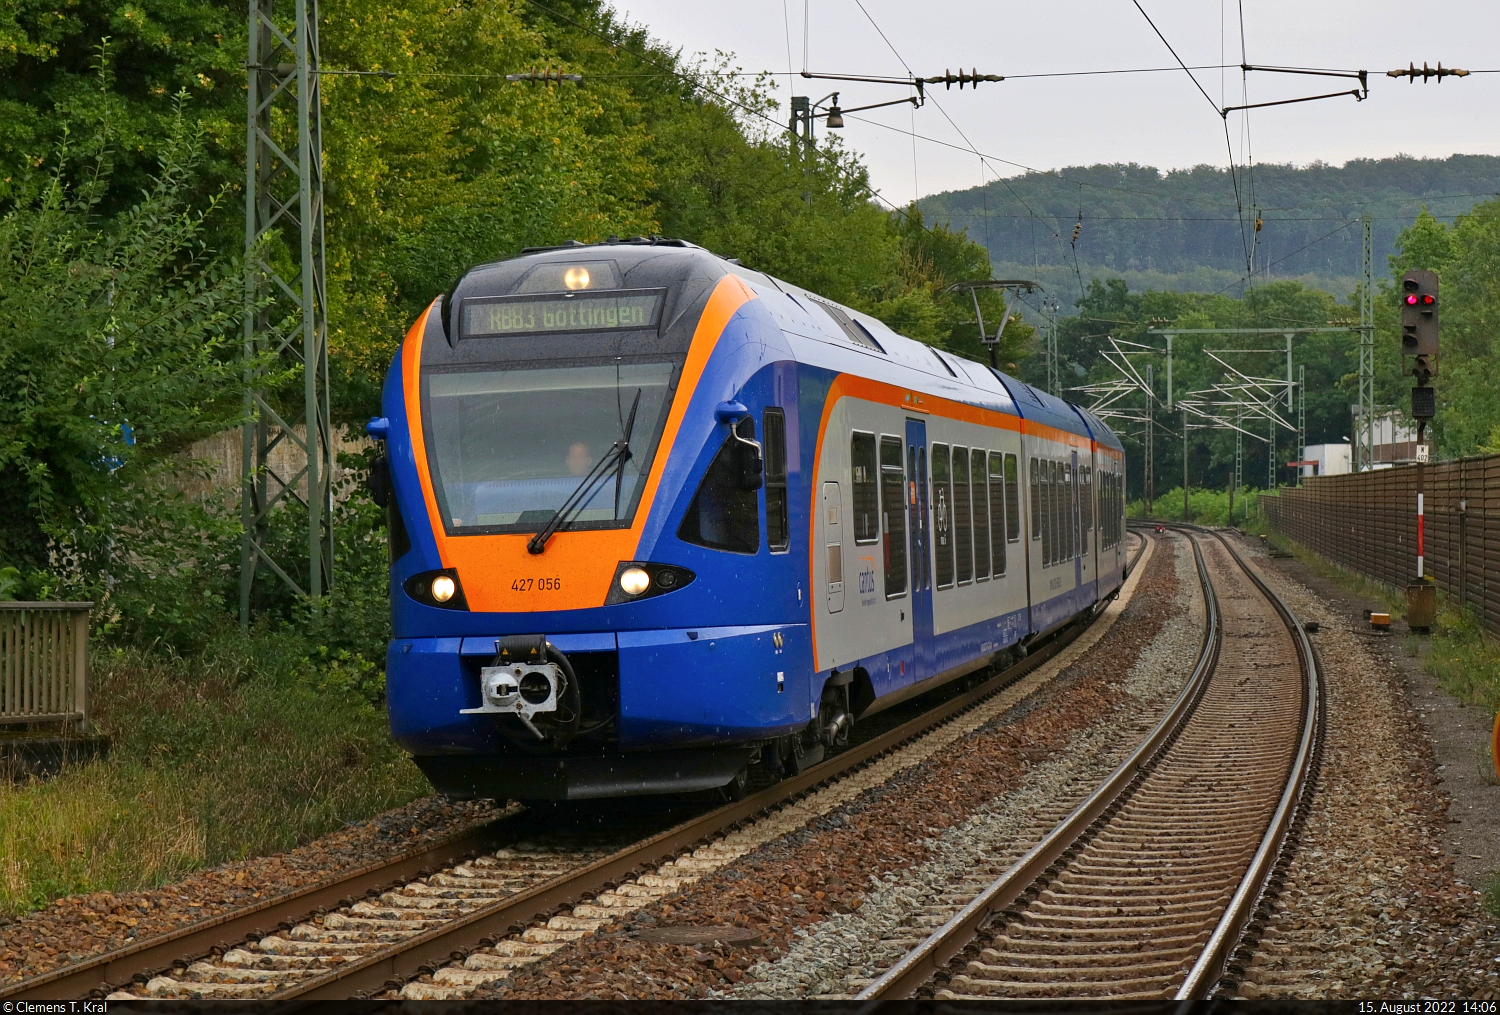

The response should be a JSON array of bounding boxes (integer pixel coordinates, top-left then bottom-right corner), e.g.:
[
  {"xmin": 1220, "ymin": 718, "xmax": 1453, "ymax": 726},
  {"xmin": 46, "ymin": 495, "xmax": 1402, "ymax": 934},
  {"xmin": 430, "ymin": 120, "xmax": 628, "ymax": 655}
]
[{"xmin": 462, "ymin": 290, "xmax": 662, "ymax": 337}]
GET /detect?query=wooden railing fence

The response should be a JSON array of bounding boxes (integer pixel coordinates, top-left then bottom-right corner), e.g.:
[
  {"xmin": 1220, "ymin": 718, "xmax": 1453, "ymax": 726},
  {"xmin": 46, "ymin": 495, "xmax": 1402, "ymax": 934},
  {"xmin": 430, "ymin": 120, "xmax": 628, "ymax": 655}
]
[{"xmin": 0, "ymin": 603, "xmax": 92, "ymax": 732}]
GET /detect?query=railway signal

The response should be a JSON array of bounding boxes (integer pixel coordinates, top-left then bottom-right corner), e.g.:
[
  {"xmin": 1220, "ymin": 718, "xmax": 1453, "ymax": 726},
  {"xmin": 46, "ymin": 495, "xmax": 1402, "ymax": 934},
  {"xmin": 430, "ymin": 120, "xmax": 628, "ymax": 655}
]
[
  {"xmin": 1400, "ymin": 269, "xmax": 1440, "ymax": 622},
  {"xmin": 1401, "ymin": 269, "xmax": 1439, "ymax": 384}
]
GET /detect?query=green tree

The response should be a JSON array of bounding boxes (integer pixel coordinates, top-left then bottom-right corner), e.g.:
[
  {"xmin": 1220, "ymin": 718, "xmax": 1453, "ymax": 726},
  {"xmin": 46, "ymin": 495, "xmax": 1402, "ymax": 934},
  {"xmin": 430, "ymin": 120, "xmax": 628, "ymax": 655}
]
[
  {"xmin": 0, "ymin": 98, "xmax": 249, "ymax": 575},
  {"xmin": 1388, "ymin": 203, "xmax": 1500, "ymax": 457}
]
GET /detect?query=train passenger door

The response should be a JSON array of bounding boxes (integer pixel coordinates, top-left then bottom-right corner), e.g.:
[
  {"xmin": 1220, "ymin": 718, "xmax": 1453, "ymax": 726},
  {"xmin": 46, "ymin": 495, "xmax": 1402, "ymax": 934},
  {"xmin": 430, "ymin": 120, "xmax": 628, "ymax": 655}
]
[{"xmin": 905, "ymin": 419, "xmax": 935, "ymax": 679}]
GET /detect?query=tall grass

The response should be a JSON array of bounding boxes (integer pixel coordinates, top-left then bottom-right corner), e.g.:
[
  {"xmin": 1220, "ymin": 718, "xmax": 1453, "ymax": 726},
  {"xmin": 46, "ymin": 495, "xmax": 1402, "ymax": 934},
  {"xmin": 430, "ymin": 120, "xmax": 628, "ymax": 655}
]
[
  {"xmin": 1128, "ymin": 485, "xmax": 1270, "ymax": 527},
  {"xmin": 1424, "ymin": 604, "xmax": 1500, "ymax": 715},
  {"xmin": 0, "ymin": 632, "xmax": 428, "ymax": 917}
]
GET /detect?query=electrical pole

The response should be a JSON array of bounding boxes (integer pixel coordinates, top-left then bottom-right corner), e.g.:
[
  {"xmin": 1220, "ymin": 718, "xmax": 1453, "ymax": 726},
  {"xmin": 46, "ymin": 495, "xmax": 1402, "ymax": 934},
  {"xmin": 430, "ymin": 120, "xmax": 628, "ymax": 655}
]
[
  {"xmin": 1357, "ymin": 213, "xmax": 1375, "ymax": 471},
  {"xmin": 1297, "ymin": 363, "xmax": 1306, "ymax": 487},
  {"xmin": 1182, "ymin": 412, "xmax": 1190, "ymax": 522},
  {"xmin": 241, "ymin": 0, "xmax": 332, "ymax": 624},
  {"xmin": 1047, "ymin": 314, "xmax": 1060, "ymax": 397},
  {"xmin": 1144, "ymin": 363, "xmax": 1155, "ymax": 515},
  {"xmin": 1267, "ymin": 409, "xmax": 1275, "ymax": 490}
]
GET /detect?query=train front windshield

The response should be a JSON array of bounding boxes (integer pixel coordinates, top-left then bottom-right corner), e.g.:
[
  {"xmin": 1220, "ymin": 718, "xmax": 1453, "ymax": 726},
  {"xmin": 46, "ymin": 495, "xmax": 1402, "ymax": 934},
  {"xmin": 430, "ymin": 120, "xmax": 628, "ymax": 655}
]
[{"xmin": 423, "ymin": 361, "xmax": 675, "ymax": 534}]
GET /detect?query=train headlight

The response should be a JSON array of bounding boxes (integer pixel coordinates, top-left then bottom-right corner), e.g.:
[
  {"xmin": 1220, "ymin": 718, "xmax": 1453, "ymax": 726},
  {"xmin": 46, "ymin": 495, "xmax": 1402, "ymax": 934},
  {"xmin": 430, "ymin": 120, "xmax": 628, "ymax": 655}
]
[
  {"xmin": 563, "ymin": 265, "xmax": 591, "ymax": 290},
  {"xmin": 618, "ymin": 567, "xmax": 651, "ymax": 597},
  {"xmin": 430, "ymin": 574, "xmax": 457, "ymax": 603}
]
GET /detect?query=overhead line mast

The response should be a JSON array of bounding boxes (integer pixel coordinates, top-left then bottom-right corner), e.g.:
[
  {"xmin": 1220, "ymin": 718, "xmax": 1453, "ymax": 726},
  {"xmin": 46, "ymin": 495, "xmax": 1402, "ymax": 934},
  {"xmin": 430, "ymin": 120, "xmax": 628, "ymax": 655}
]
[{"xmin": 241, "ymin": 0, "xmax": 333, "ymax": 623}]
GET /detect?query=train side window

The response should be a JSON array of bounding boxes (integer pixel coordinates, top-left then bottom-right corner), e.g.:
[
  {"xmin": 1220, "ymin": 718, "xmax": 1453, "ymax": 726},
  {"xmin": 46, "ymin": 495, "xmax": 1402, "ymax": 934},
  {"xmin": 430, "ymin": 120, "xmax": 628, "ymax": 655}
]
[
  {"xmin": 1063, "ymin": 460, "xmax": 1073, "ymax": 561},
  {"xmin": 1101, "ymin": 471, "xmax": 1109, "ymax": 549},
  {"xmin": 1056, "ymin": 461, "xmax": 1066, "ymax": 565},
  {"xmin": 1040, "ymin": 459, "xmax": 1052, "ymax": 566},
  {"xmin": 1102, "ymin": 471, "xmax": 1111, "ymax": 549},
  {"xmin": 1070, "ymin": 462, "xmax": 1079, "ymax": 559},
  {"xmin": 972, "ymin": 448, "xmax": 990, "ymax": 581},
  {"xmin": 953, "ymin": 446, "xmax": 973, "ymax": 584},
  {"xmin": 1056, "ymin": 461, "xmax": 1067, "ymax": 566},
  {"xmin": 1113, "ymin": 470, "xmax": 1120, "ymax": 548},
  {"xmin": 1081, "ymin": 465, "xmax": 1093, "ymax": 535},
  {"xmin": 988, "ymin": 451, "xmax": 1006, "ymax": 576},
  {"xmin": 1004, "ymin": 453, "xmax": 1020, "ymax": 544},
  {"xmin": 1113, "ymin": 470, "xmax": 1122, "ymax": 548},
  {"xmin": 678, "ymin": 417, "xmax": 761, "ymax": 554},
  {"xmin": 764, "ymin": 409, "xmax": 789, "ymax": 552},
  {"xmin": 880, "ymin": 436, "xmax": 907, "ymax": 598},
  {"xmin": 1064, "ymin": 462, "xmax": 1075, "ymax": 561},
  {"xmin": 851, "ymin": 431, "xmax": 879, "ymax": 544},
  {"xmin": 1107, "ymin": 471, "xmax": 1116, "ymax": 548},
  {"xmin": 1049, "ymin": 460, "xmax": 1061, "ymax": 565},
  {"xmin": 1057, "ymin": 462, "xmax": 1066, "ymax": 563},
  {"xmin": 932, "ymin": 443, "xmax": 954, "ymax": 588},
  {"xmin": 1106, "ymin": 471, "xmax": 1117, "ymax": 548},
  {"xmin": 1029, "ymin": 457, "xmax": 1041, "ymax": 544}
]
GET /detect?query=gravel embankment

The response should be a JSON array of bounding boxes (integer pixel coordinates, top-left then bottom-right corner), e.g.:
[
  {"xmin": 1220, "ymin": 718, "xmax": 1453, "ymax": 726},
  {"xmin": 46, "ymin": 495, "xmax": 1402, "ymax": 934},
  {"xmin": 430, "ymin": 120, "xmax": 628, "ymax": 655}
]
[
  {"xmin": 1229, "ymin": 534, "xmax": 1500, "ymax": 1001},
  {"xmin": 728, "ymin": 535, "xmax": 1204, "ymax": 999},
  {"xmin": 468, "ymin": 535, "xmax": 1203, "ymax": 1000},
  {"xmin": 0, "ymin": 796, "xmax": 505, "ymax": 987}
]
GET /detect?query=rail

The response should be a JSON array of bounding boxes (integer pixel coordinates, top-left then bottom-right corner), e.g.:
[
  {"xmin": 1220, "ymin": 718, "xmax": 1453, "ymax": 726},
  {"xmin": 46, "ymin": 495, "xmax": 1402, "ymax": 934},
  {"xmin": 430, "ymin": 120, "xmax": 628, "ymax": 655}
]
[
  {"xmin": 2, "ymin": 536, "xmax": 1148, "ymax": 1001},
  {"xmin": 0, "ymin": 602, "xmax": 92, "ymax": 731},
  {"xmin": 1177, "ymin": 526, "xmax": 1323, "ymax": 998},
  {"xmin": 854, "ymin": 526, "xmax": 1220, "ymax": 999},
  {"xmin": 855, "ymin": 525, "xmax": 1321, "ymax": 1001}
]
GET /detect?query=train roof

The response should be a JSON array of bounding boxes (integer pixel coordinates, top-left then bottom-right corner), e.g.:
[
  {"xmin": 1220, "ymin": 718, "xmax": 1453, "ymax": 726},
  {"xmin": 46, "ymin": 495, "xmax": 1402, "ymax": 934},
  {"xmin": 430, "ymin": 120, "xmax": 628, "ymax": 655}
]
[{"xmin": 444, "ymin": 240, "xmax": 1120, "ymax": 448}]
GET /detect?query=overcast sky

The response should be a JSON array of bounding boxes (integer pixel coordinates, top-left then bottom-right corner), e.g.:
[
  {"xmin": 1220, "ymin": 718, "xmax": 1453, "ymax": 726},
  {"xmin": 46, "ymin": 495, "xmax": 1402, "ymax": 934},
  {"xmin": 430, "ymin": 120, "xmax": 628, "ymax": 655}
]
[{"xmin": 609, "ymin": 0, "xmax": 1500, "ymax": 203}]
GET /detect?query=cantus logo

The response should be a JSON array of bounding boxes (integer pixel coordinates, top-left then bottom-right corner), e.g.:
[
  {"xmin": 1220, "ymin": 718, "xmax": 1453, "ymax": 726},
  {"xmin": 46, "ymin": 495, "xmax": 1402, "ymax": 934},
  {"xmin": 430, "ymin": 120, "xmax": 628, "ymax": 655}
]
[{"xmin": 858, "ymin": 555, "xmax": 878, "ymax": 605}]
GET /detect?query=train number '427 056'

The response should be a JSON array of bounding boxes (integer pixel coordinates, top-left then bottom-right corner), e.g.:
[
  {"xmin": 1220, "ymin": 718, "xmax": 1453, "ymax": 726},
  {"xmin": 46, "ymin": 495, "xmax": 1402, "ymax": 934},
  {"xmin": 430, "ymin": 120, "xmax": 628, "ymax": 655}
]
[{"xmin": 511, "ymin": 577, "xmax": 562, "ymax": 592}]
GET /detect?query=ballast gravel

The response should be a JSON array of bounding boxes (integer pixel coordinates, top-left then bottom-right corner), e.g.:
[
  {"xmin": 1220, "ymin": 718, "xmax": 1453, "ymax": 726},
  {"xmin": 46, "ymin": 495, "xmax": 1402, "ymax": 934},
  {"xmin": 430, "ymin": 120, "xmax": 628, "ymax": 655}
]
[
  {"xmin": 467, "ymin": 534, "xmax": 1199, "ymax": 1000},
  {"xmin": 0, "ymin": 795, "xmax": 505, "ymax": 988},
  {"xmin": 1227, "ymin": 534, "xmax": 1500, "ymax": 1001},
  {"xmin": 727, "ymin": 531, "xmax": 1205, "ymax": 999}
]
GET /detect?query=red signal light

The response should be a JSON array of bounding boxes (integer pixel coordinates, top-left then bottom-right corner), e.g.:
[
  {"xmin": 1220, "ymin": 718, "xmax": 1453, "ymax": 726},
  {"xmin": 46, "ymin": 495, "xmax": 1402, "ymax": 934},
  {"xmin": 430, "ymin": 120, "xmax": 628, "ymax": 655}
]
[
  {"xmin": 1422, "ymin": 294, "xmax": 1435, "ymax": 305},
  {"xmin": 1406, "ymin": 294, "xmax": 1419, "ymax": 304}
]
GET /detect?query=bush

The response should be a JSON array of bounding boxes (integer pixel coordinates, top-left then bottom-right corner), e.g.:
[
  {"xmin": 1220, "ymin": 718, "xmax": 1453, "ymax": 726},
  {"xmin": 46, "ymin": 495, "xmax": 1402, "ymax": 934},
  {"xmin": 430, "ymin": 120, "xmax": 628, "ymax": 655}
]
[
  {"xmin": 1128, "ymin": 486, "xmax": 1268, "ymax": 527},
  {"xmin": 1425, "ymin": 603, "xmax": 1500, "ymax": 714},
  {"xmin": 0, "ymin": 90, "xmax": 256, "ymax": 580}
]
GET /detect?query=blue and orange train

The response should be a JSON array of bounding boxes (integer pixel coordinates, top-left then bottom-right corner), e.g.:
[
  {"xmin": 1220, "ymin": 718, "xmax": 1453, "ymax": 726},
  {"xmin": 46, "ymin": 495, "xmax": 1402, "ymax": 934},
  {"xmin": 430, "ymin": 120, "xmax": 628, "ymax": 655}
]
[{"xmin": 367, "ymin": 239, "xmax": 1128, "ymax": 800}]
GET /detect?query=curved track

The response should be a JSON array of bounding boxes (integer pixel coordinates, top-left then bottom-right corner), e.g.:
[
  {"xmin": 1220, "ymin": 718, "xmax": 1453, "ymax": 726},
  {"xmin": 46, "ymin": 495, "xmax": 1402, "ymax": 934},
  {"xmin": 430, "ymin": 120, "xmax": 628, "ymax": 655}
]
[
  {"xmin": 856, "ymin": 527, "xmax": 1322, "ymax": 1000},
  {"xmin": 1, "ymin": 537, "xmax": 1147, "ymax": 1002}
]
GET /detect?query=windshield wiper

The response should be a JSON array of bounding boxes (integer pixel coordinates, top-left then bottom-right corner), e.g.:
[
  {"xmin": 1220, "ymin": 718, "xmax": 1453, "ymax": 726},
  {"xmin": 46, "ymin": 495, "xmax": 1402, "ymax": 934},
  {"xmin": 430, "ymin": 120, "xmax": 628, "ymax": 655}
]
[
  {"xmin": 613, "ymin": 388, "xmax": 642, "ymax": 517},
  {"xmin": 528, "ymin": 388, "xmax": 642, "ymax": 555}
]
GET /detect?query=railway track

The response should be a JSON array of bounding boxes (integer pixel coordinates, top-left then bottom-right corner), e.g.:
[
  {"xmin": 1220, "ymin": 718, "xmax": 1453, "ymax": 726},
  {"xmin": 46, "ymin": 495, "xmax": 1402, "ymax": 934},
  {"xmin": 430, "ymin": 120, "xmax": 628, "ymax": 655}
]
[
  {"xmin": 2, "ymin": 537, "xmax": 1149, "ymax": 1002},
  {"xmin": 854, "ymin": 526, "xmax": 1322, "ymax": 1000}
]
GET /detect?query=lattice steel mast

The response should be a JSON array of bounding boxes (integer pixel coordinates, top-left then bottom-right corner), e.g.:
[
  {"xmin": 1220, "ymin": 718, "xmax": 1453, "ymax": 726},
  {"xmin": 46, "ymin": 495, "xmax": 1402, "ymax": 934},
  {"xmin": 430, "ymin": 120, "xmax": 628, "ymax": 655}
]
[
  {"xmin": 240, "ymin": 0, "xmax": 332, "ymax": 624},
  {"xmin": 1357, "ymin": 213, "xmax": 1375, "ymax": 471}
]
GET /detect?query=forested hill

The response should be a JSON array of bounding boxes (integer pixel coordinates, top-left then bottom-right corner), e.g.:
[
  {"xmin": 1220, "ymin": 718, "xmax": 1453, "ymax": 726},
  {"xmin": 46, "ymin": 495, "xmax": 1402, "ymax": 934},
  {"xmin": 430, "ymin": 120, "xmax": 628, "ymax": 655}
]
[{"xmin": 918, "ymin": 155, "xmax": 1500, "ymax": 308}]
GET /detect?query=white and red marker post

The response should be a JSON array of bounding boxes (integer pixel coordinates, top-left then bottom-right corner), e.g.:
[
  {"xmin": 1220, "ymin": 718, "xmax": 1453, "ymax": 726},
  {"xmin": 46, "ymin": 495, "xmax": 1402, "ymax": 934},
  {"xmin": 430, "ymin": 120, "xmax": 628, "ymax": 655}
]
[{"xmin": 1416, "ymin": 491, "xmax": 1425, "ymax": 578}]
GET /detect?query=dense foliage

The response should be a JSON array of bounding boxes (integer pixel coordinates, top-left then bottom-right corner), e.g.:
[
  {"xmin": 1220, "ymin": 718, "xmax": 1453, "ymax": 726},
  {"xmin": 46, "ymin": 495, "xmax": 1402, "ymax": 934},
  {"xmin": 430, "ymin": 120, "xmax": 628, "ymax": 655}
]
[
  {"xmin": 1383, "ymin": 202, "xmax": 1500, "ymax": 458},
  {"xmin": 0, "ymin": 92, "xmax": 250, "ymax": 615},
  {"xmin": 0, "ymin": 0, "xmax": 1013, "ymax": 663},
  {"xmin": 920, "ymin": 156, "xmax": 1500, "ymax": 308}
]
